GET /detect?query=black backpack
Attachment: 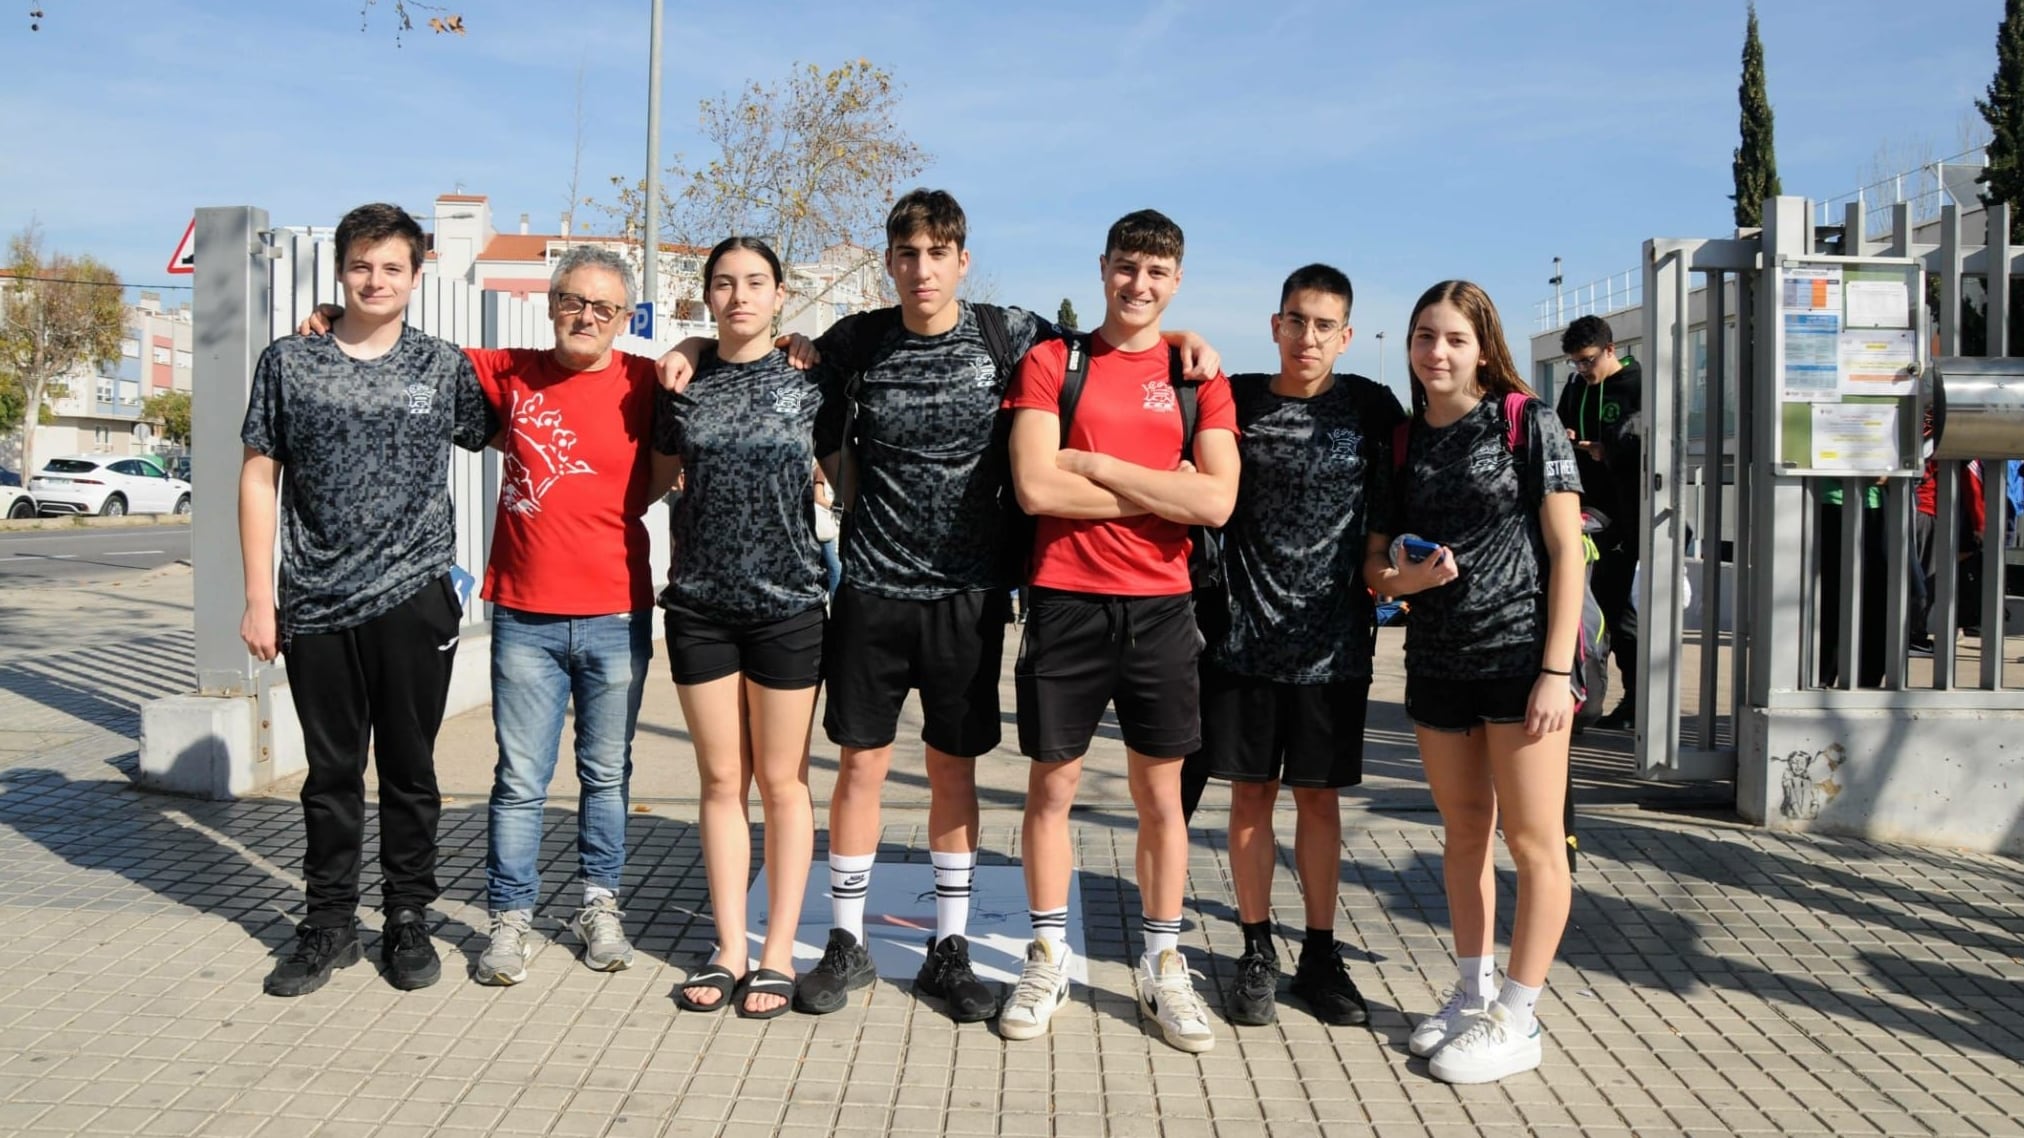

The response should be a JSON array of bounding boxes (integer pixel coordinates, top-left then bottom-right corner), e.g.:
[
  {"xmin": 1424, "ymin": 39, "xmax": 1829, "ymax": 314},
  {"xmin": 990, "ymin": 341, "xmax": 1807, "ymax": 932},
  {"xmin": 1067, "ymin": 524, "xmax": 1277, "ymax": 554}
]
[{"xmin": 1052, "ymin": 331, "xmax": 1223, "ymax": 590}]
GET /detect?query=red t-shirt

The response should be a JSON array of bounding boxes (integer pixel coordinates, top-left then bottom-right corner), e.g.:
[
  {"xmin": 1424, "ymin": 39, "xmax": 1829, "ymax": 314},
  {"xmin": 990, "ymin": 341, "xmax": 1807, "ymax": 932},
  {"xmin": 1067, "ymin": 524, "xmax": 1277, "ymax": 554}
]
[
  {"xmin": 469, "ymin": 348, "xmax": 660, "ymax": 615},
  {"xmin": 1005, "ymin": 336, "xmax": 1237, "ymax": 595}
]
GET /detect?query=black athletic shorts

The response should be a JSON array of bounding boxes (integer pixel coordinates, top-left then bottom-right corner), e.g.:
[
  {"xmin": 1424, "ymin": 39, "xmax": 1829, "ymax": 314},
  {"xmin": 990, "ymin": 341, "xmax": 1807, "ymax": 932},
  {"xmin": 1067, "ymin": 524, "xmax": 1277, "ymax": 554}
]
[
  {"xmin": 664, "ymin": 603, "xmax": 825, "ymax": 690},
  {"xmin": 1405, "ymin": 673, "xmax": 1535, "ymax": 733},
  {"xmin": 1197, "ymin": 665, "xmax": 1369, "ymax": 788},
  {"xmin": 821, "ymin": 584, "xmax": 1010, "ymax": 757},
  {"xmin": 1014, "ymin": 587, "xmax": 1201, "ymax": 763}
]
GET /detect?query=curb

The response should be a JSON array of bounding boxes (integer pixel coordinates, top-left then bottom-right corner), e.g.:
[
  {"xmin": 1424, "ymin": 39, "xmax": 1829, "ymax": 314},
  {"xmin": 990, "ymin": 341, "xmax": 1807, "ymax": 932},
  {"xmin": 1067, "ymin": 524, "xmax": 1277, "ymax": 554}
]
[{"xmin": 0, "ymin": 514, "xmax": 193, "ymax": 533}]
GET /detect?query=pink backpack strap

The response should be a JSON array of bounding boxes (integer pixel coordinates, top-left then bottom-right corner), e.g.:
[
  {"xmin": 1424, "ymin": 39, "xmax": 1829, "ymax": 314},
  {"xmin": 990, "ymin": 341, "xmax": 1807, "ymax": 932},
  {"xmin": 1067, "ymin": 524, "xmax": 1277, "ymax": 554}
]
[{"xmin": 1503, "ymin": 391, "xmax": 1531, "ymax": 452}]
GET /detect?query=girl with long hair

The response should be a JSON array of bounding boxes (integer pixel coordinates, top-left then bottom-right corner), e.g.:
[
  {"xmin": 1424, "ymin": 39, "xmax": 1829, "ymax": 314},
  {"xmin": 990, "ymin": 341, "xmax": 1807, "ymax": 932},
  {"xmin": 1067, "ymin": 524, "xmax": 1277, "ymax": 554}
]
[
  {"xmin": 1364, "ymin": 280, "xmax": 1585, "ymax": 1083},
  {"xmin": 658, "ymin": 237, "xmax": 834, "ymax": 1018}
]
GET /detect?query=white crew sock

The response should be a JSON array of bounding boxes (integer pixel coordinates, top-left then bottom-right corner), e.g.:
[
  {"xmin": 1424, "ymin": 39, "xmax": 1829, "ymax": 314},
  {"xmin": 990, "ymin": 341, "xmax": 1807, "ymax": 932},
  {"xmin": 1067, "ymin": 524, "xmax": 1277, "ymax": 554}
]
[
  {"xmin": 929, "ymin": 849, "xmax": 975, "ymax": 941},
  {"xmin": 828, "ymin": 852, "xmax": 875, "ymax": 941},
  {"xmin": 1028, "ymin": 906, "xmax": 1069, "ymax": 954},
  {"xmin": 583, "ymin": 883, "xmax": 616, "ymax": 907},
  {"xmin": 1495, "ymin": 979, "xmax": 1543, "ymax": 1033},
  {"xmin": 1457, "ymin": 954, "xmax": 1497, "ymax": 1001},
  {"xmin": 1141, "ymin": 914, "xmax": 1182, "ymax": 964}
]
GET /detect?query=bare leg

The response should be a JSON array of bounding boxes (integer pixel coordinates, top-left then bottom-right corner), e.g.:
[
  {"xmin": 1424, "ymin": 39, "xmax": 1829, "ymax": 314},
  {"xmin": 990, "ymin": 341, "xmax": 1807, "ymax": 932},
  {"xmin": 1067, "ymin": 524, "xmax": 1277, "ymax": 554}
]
[
  {"xmin": 925, "ymin": 745, "xmax": 980, "ymax": 856},
  {"xmin": 1290, "ymin": 786, "xmax": 1342, "ymax": 933},
  {"xmin": 1128, "ymin": 751, "xmax": 1188, "ymax": 934},
  {"xmin": 1021, "ymin": 758, "xmax": 1083, "ymax": 912},
  {"xmin": 743, "ymin": 678, "xmax": 819, "ymax": 1014},
  {"xmin": 1416, "ymin": 726, "xmax": 1496, "ymax": 961},
  {"xmin": 1227, "ymin": 780, "xmax": 1280, "ymax": 926},
  {"xmin": 826, "ymin": 744, "xmax": 890, "ymax": 859},
  {"xmin": 677, "ymin": 675, "xmax": 751, "ymax": 1008},
  {"xmin": 1483, "ymin": 722, "xmax": 1573, "ymax": 987}
]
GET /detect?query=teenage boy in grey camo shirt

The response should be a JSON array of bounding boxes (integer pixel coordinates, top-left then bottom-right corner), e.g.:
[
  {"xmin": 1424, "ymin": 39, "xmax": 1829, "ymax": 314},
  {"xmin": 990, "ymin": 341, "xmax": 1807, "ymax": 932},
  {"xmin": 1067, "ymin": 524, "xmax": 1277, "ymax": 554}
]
[
  {"xmin": 240, "ymin": 203, "xmax": 495, "ymax": 998},
  {"xmin": 1203, "ymin": 264, "xmax": 1403, "ymax": 1030}
]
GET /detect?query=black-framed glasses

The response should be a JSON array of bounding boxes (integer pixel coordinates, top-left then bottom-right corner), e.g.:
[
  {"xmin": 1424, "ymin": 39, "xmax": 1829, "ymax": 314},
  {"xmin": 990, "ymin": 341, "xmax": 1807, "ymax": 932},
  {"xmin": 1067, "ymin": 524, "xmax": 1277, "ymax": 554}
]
[
  {"xmin": 1277, "ymin": 312, "xmax": 1344, "ymax": 339},
  {"xmin": 554, "ymin": 292, "xmax": 626, "ymax": 324},
  {"xmin": 1568, "ymin": 349, "xmax": 1608, "ymax": 371}
]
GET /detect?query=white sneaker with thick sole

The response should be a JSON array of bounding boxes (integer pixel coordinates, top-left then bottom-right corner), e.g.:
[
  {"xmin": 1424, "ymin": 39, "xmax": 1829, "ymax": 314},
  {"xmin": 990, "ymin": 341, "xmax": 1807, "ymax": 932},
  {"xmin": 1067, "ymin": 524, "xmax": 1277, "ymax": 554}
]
[
  {"xmin": 476, "ymin": 910, "xmax": 534, "ymax": 986},
  {"xmin": 1428, "ymin": 1001, "xmax": 1542, "ymax": 1084},
  {"xmin": 1137, "ymin": 949, "xmax": 1215, "ymax": 1054},
  {"xmin": 998, "ymin": 938, "xmax": 1070, "ymax": 1041},
  {"xmin": 1408, "ymin": 983, "xmax": 1492, "ymax": 1057}
]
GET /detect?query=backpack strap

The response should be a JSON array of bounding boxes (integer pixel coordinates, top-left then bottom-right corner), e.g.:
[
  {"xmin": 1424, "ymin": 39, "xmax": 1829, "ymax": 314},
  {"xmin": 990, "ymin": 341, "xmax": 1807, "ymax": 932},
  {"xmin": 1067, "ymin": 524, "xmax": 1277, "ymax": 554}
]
[
  {"xmin": 1057, "ymin": 332, "xmax": 1092, "ymax": 447},
  {"xmin": 832, "ymin": 307, "xmax": 903, "ymax": 514},
  {"xmin": 1173, "ymin": 346, "xmax": 1198, "ymax": 464},
  {"xmin": 1503, "ymin": 390, "xmax": 1531, "ymax": 453},
  {"xmin": 973, "ymin": 302, "xmax": 1017, "ymax": 383}
]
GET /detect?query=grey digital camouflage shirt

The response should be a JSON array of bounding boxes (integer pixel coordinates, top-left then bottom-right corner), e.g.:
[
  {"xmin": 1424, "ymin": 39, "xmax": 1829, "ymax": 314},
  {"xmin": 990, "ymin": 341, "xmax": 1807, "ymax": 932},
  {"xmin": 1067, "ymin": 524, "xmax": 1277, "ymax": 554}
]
[
  {"xmin": 655, "ymin": 348, "xmax": 838, "ymax": 624},
  {"xmin": 240, "ymin": 327, "xmax": 495, "ymax": 638},
  {"xmin": 813, "ymin": 302, "xmax": 1056, "ymax": 599},
  {"xmin": 1370, "ymin": 395, "xmax": 1583, "ymax": 680},
  {"xmin": 1211, "ymin": 373, "xmax": 1406, "ymax": 683}
]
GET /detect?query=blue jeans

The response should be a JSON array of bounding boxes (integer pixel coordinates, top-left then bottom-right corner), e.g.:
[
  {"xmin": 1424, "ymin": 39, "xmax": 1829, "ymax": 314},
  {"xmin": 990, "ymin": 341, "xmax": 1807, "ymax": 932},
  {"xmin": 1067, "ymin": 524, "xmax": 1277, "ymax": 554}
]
[{"xmin": 487, "ymin": 605, "xmax": 651, "ymax": 913}]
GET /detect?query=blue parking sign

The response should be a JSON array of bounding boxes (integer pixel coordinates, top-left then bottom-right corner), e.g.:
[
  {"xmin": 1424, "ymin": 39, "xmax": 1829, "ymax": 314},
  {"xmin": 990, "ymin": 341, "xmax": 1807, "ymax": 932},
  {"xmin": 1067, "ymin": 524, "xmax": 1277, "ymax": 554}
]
[{"xmin": 630, "ymin": 302, "xmax": 654, "ymax": 339}]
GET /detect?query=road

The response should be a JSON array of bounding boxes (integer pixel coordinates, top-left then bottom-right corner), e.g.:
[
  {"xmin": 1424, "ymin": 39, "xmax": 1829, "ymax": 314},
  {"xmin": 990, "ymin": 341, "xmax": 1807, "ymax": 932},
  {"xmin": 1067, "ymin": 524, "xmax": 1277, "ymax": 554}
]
[{"xmin": 0, "ymin": 523, "xmax": 192, "ymax": 585}]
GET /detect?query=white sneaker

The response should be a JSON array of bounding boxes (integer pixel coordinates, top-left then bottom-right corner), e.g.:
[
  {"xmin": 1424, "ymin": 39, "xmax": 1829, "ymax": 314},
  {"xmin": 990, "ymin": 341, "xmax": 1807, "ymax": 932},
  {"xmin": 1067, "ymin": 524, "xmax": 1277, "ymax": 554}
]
[
  {"xmin": 1408, "ymin": 983, "xmax": 1492, "ymax": 1057},
  {"xmin": 1428, "ymin": 1001, "xmax": 1542, "ymax": 1084},
  {"xmin": 571, "ymin": 896, "xmax": 635, "ymax": 972},
  {"xmin": 1137, "ymin": 949, "xmax": 1215, "ymax": 1054},
  {"xmin": 999, "ymin": 938, "xmax": 1071, "ymax": 1041}
]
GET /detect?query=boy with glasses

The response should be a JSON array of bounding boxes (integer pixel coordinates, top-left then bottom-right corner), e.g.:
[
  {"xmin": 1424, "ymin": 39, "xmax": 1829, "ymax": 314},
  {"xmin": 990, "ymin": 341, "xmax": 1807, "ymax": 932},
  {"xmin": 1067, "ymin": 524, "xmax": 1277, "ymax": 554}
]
[
  {"xmin": 1206, "ymin": 264, "xmax": 1402, "ymax": 1029},
  {"xmin": 1553, "ymin": 315, "xmax": 1640, "ymax": 730}
]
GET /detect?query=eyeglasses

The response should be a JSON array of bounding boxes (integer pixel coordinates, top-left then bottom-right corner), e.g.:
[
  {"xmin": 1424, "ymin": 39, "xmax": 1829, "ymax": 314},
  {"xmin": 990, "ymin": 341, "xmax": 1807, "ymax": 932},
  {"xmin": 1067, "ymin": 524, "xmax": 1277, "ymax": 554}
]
[
  {"xmin": 1277, "ymin": 312, "xmax": 1344, "ymax": 339},
  {"xmin": 1568, "ymin": 349, "xmax": 1608, "ymax": 371},
  {"xmin": 554, "ymin": 292, "xmax": 627, "ymax": 324}
]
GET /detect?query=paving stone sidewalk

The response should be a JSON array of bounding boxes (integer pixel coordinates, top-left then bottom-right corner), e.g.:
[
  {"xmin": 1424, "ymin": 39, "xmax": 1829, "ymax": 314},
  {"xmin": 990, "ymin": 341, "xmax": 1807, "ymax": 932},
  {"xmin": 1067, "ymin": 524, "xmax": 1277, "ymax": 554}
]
[{"xmin": 1, "ymin": 569, "xmax": 2021, "ymax": 1137}]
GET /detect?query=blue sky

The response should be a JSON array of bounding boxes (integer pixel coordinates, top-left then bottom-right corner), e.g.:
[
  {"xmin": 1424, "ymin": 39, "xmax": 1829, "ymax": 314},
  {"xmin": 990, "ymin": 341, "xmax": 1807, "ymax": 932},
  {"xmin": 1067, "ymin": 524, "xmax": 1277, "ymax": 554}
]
[{"xmin": 0, "ymin": 1, "xmax": 1999, "ymax": 384}]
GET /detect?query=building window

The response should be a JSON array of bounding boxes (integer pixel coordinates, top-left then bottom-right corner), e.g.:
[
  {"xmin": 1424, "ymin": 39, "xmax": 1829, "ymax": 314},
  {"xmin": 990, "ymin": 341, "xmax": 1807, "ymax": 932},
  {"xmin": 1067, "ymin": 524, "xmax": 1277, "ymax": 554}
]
[
  {"xmin": 121, "ymin": 338, "xmax": 140, "ymax": 358},
  {"xmin": 174, "ymin": 350, "xmax": 192, "ymax": 369},
  {"xmin": 96, "ymin": 381, "xmax": 114, "ymax": 404},
  {"xmin": 94, "ymin": 427, "xmax": 110, "ymax": 446},
  {"xmin": 152, "ymin": 346, "xmax": 171, "ymax": 365}
]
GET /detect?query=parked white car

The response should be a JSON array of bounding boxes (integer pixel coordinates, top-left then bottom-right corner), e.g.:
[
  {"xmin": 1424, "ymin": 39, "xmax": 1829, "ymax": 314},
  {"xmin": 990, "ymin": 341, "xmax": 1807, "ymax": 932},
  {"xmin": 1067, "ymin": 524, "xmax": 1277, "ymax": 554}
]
[
  {"xmin": 0, "ymin": 485, "xmax": 36, "ymax": 519},
  {"xmin": 29, "ymin": 455, "xmax": 193, "ymax": 517}
]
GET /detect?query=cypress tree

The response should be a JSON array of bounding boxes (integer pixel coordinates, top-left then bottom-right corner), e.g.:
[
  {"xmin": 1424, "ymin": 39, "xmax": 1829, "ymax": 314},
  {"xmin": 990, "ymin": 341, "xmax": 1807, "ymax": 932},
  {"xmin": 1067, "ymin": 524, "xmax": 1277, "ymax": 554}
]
[
  {"xmin": 1977, "ymin": 0, "xmax": 2024, "ymax": 244},
  {"xmin": 1731, "ymin": 4, "xmax": 1782, "ymax": 229}
]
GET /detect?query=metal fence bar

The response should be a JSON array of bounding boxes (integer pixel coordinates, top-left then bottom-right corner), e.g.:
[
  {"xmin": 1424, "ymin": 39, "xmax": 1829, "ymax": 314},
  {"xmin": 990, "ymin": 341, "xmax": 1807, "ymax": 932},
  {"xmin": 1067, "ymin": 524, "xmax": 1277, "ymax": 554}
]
[{"xmin": 1696, "ymin": 271, "xmax": 1728, "ymax": 747}]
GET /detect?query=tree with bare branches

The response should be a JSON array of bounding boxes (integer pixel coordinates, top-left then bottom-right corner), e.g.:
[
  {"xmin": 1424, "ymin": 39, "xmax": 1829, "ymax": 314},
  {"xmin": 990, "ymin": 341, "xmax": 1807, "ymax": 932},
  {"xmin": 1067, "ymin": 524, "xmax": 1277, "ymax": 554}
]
[
  {"xmin": 591, "ymin": 60, "xmax": 928, "ymax": 323},
  {"xmin": 0, "ymin": 227, "xmax": 124, "ymax": 479}
]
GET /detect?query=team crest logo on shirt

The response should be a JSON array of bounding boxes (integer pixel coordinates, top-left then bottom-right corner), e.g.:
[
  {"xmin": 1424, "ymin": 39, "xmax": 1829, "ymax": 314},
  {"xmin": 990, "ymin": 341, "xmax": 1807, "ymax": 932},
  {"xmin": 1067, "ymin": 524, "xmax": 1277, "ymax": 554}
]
[
  {"xmin": 499, "ymin": 391, "xmax": 596, "ymax": 516},
  {"xmin": 1142, "ymin": 380, "xmax": 1176, "ymax": 413},
  {"xmin": 405, "ymin": 383, "xmax": 435, "ymax": 415},
  {"xmin": 1324, "ymin": 428, "xmax": 1360, "ymax": 466},
  {"xmin": 773, "ymin": 385, "xmax": 816, "ymax": 414},
  {"xmin": 966, "ymin": 359, "xmax": 997, "ymax": 389},
  {"xmin": 1469, "ymin": 443, "xmax": 1506, "ymax": 477}
]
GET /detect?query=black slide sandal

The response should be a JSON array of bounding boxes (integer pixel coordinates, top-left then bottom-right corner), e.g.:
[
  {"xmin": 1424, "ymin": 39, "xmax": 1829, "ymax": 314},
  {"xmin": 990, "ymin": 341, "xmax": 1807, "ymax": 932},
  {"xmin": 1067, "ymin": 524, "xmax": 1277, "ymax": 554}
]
[
  {"xmin": 736, "ymin": 968, "xmax": 797, "ymax": 1019},
  {"xmin": 675, "ymin": 964, "xmax": 739, "ymax": 1012}
]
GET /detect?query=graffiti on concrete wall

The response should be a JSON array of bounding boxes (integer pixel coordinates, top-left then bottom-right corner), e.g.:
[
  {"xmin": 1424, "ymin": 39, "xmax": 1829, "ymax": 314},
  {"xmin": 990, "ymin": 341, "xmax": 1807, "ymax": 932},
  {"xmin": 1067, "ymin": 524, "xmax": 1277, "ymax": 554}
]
[{"xmin": 1777, "ymin": 743, "xmax": 1847, "ymax": 821}]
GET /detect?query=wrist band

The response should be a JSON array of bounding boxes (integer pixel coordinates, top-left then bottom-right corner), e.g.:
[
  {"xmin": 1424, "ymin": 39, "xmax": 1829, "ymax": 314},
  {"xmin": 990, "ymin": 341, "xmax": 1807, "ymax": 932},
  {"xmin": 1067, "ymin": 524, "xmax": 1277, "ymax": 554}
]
[{"xmin": 1539, "ymin": 666, "xmax": 1572, "ymax": 676}]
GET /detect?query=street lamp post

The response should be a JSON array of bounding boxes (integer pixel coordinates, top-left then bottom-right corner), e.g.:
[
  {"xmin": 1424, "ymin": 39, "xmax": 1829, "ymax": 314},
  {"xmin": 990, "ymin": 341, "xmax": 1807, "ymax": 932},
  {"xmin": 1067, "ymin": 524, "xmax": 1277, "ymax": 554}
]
[
  {"xmin": 641, "ymin": 0, "xmax": 664, "ymax": 338},
  {"xmin": 1375, "ymin": 330, "xmax": 1385, "ymax": 387}
]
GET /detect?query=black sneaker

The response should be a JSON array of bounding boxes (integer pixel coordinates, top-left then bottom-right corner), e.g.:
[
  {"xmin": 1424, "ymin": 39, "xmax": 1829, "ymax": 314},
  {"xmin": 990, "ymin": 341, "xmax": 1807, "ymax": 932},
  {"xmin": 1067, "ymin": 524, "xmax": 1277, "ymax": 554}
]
[
  {"xmin": 1289, "ymin": 943, "xmax": 1369, "ymax": 1027},
  {"xmin": 1594, "ymin": 702, "xmax": 1636, "ymax": 732},
  {"xmin": 795, "ymin": 928, "xmax": 875, "ymax": 1014},
  {"xmin": 1224, "ymin": 948, "xmax": 1279, "ymax": 1026},
  {"xmin": 381, "ymin": 908, "xmax": 442, "ymax": 990},
  {"xmin": 916, "ymin": 935, "xmax": 999, "ymax": 1023},
  {"xmin": 264, "ymin": 921, "xmax": 362, "ymax": 997}
]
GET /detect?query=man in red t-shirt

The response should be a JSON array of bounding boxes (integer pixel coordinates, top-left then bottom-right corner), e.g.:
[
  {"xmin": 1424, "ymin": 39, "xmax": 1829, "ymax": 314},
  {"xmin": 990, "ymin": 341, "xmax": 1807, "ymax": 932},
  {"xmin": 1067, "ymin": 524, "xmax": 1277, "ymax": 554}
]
[
  {"xmin": 464, "ymin": 247, "xmax": 677, "ymax": 987},
  {"xmin": 998, "ymin": 210, "xmax": 1240, "ymax": 1053}
]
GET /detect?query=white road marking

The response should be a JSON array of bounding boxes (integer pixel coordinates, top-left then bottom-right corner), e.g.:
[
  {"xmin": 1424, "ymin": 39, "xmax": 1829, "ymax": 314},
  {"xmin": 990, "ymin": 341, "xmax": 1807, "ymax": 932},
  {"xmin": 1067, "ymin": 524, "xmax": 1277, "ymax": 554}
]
[
  {"xmin": 101, "ymin": 550, "xmax": 165, "ymax": 556},
  {"xmin": 6, "ymin": 553, "xmax": 76, "ymax": 560}
]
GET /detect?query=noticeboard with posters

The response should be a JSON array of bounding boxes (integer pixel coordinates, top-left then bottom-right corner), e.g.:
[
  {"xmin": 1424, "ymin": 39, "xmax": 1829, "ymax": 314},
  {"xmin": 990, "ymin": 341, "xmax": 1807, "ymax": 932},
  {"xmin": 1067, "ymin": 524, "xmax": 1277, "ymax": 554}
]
[{"xmin": 1770, "ymin": 256, "xmax": 1925, "ymax": 476}]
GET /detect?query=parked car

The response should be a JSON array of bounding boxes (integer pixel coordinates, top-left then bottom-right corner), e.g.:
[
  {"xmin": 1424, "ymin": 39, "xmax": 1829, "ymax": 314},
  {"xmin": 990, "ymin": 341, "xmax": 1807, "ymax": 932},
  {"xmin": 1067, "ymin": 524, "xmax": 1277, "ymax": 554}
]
[
  {"xmin": 29, "ymin": 455, "xmax": 193, "ymax": 517},
  {"xmin": 0, "ymin": 484, "xmax": 36, "ymax": 519}
]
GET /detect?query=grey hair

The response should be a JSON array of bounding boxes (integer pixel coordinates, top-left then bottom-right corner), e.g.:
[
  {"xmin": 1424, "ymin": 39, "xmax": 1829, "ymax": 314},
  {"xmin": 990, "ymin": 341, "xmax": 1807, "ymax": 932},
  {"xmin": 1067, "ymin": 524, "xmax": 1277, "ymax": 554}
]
[{"xmin": 549, "ymin": 244, "xmax": 637, "ymax": 309}]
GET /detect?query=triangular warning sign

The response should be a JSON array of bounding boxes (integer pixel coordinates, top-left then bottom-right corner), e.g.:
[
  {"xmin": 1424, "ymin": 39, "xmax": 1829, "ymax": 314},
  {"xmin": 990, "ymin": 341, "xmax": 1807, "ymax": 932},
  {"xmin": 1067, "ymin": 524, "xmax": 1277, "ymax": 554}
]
[{"xmin": 166, "ymin": 219, "xmax": 195, "ymax": 275}]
